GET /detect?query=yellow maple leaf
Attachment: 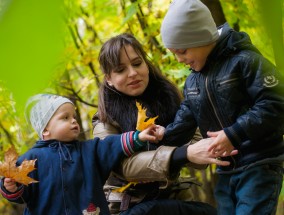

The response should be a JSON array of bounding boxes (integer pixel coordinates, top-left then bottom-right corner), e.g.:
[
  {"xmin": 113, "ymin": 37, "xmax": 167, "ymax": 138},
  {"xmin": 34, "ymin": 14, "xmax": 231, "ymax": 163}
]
[
  {"xmin": 136, "ymin": 101, "xmax": 158, "ymax": 131},
  {"xmin": 0, "ymin": 146, "xmax": 38, "ymax": 185},
  {"xmin": 113, "ymin": 182, "xmax": 138, "ymax": 193}
]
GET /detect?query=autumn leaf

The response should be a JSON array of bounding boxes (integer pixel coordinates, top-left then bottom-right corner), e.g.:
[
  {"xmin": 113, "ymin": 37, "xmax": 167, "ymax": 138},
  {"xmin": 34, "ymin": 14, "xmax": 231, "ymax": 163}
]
[
  {"xmin": 113, "ymin": 182, "xmax": 138, "ymax": 193},
  {"xmin": 136, "ymin": 101, "xmax": 158, "ymax": 131},
  {"xmin": 0, "ymin": 147, "xmax": 38, "ymax": 185}
]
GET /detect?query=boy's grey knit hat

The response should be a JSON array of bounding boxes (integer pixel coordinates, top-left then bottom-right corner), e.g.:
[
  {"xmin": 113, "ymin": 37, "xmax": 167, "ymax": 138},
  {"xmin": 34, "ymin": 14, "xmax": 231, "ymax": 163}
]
[
  {"xmin": 25, "ymin": 94, "xmax": 73, "ymax": 139},
  {"xmin": 161, "ymin": 0, "xmax": 219, "ymax": 49}
]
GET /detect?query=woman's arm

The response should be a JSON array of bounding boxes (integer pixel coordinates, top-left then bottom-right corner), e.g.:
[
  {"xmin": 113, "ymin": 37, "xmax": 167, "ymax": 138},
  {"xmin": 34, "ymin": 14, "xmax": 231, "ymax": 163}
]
[{"xmin": 93, "ymin": 117, "xmax": 180, "ymax": 184}]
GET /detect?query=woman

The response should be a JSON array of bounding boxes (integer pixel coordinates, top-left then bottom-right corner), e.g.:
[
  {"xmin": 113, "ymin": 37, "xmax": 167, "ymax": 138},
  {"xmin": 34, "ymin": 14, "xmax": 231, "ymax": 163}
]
[{"xmin": 93, "ymin": 33, "xmax": 235, "ymax": 215}]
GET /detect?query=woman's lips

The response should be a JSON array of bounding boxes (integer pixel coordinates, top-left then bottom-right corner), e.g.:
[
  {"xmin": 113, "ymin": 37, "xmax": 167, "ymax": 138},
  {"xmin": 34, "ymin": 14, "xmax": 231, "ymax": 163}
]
[{"xmin": 128, "ymin": 80, "xmax": 141, "ymax": 88}]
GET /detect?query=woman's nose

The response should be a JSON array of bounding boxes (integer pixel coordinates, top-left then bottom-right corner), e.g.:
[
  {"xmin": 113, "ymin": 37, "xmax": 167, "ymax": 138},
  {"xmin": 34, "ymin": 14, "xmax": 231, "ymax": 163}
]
[{"xmin": 128, "ymin": 66, "xmax": 138, "ymax": 77}]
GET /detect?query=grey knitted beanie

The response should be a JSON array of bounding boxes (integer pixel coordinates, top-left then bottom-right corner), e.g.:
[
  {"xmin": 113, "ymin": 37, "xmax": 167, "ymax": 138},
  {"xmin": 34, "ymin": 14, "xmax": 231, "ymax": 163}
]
[
  {"xmin": 25, "ymin": 94, "xmax": 73, "ymax": 139},
  {"xmin": 161, "ymin": 0, "xmax": 219, "ymax": 49}
]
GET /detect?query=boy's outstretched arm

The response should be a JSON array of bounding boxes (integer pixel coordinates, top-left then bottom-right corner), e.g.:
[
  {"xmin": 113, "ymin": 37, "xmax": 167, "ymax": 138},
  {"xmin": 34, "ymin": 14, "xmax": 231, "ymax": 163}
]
[{"xmin": 163, "ymin": 100, "xmax": 198, "ymax": 146}]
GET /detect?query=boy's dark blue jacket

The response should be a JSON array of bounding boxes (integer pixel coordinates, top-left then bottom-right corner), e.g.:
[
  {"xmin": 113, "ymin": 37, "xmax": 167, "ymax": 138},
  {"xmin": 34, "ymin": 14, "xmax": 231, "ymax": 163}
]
[
  {"xmin": 163, "ymin": 23, "xmax": 284, "ymax": 170},
  {"xmin": 0, "ymin": 132, "xmax": 137, "ymax": 215}
]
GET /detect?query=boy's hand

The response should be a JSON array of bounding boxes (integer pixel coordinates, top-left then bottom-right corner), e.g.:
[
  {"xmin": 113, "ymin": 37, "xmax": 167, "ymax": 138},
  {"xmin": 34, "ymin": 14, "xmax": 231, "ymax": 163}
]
[
  {"xmin": 4, "ymin": 178, "xmax": 18, "ymax": 193},
  {"xmin": 207, "ymin": 130, "xmax": 235, "ymax": 157},
  {"xmin": 138, "ymin": 125, "xmax": 165, "ymax": 143}
]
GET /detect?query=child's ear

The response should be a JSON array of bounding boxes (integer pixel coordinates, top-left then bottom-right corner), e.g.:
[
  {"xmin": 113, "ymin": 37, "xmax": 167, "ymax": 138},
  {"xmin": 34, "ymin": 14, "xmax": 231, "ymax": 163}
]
[{"xmin": 42, "ymin": 129, "xmax": 50, "ymax": 138}]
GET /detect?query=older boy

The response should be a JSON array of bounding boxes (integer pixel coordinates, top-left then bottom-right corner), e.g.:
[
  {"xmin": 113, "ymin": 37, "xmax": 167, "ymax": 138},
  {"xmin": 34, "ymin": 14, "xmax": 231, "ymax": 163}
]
[{"xmin": 160, "ymin": 0, "xmax": 284, "ymax": 214}]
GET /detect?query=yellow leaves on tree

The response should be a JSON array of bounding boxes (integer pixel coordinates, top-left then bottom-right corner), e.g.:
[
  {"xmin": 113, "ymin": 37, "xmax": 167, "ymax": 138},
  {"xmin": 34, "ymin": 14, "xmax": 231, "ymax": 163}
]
[
  {"xmin": 136, "ymin": 101, "xmax": 158, "ymax": 131},
  {"xmin": 0, "ymin": 147, "xmax": 38, "ymax": 185}
]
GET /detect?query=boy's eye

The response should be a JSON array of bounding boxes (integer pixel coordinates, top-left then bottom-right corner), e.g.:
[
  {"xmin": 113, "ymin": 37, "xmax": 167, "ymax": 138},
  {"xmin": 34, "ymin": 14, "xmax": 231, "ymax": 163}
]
[{"xmin": 177, "ymin": 49, "xmax": 187, "ymax": 54}]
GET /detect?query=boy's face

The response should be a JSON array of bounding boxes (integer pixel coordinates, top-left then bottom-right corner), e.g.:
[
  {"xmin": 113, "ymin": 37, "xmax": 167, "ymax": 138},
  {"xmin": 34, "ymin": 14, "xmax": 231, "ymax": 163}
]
[
  {"xmin": 43, "ymin": 103, "xmax": 80, "ymax": 142},
  {"xmin": 169, "ymin": 43, "xmax": 214, "ymax": 71}
]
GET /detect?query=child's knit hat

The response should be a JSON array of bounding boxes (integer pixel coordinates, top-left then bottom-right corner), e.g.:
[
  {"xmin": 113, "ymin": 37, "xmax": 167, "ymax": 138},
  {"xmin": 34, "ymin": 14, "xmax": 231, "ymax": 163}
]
[
  {"xmin": 160, "ymin": 0, "xmax": 219, "ymax": 49},
  {"xmin": 25, "ymin": 94, "xmax": 73, "ymax": 139}
]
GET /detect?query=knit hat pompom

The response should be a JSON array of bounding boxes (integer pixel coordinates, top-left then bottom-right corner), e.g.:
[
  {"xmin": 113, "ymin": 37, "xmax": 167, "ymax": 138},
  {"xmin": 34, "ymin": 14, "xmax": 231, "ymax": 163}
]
[
  {"xmin": 161, "ymin": 0, "xmax": 219, "ymax": 49},
  {"xmin": 25, "ymin": 94, "xmax": 73, "ymax": 139}
]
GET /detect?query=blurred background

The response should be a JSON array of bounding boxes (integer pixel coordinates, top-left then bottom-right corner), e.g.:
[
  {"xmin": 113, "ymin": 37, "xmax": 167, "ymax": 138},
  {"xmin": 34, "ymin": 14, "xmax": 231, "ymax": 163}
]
[{"xmin": 0, "ymin": 0, "xmax": 283, "ymax": 214}]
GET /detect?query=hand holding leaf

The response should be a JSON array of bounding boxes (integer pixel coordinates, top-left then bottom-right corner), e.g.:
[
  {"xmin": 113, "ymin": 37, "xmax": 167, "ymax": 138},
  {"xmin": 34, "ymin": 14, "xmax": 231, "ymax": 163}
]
[
  {"xmin": 0, "ymin": 147, "xmax": 38, "ymax": 185},
  {"xmin": 136, "ymin": 102, "xmax": 158, "ymax": 131}
]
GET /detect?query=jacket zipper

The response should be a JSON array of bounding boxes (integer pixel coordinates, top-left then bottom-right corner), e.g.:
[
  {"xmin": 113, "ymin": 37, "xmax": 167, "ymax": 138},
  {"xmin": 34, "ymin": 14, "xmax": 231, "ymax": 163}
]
[
  {"xmin": 205, "ymin": 76, "xmax": 236, "ymax": 169},
  {"xmin": 205, "ymin": 77, "xmax": 224, "ymax": 127}
]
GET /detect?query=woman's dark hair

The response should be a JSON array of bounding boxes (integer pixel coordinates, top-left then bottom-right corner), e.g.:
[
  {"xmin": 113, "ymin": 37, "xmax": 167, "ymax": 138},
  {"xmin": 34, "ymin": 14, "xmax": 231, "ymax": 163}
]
[{"xmin": 98, "ymin": 33, "xmax": 182, "ymax": 132}]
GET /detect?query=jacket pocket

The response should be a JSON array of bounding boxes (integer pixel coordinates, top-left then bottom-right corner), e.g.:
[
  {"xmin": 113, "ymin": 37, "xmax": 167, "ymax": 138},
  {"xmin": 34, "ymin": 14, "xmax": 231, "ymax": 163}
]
[
  {"xmin": 184, "ymin": 87, "xmax": 200, "ymax": 112},
  {"xmin": 216, "ymin": 74, "xmax": 246, "ymax": 104}
]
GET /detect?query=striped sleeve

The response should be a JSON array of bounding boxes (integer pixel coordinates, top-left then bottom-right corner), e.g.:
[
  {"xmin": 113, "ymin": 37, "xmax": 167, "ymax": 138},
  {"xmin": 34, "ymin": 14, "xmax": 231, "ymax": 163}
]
[
  {"xmin": 121, "ymin": 131, "xmax": 146, "ymax": 157},
  {"xmin": 0, "ymin": 183, "xmax": 24, "ymax": 201}
]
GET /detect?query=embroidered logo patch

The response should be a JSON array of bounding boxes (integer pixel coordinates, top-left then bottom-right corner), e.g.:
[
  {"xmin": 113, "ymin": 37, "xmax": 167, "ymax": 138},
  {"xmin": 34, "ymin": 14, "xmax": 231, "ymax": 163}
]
[
  {"xmin": 263, "ymin": 75, "xmax": 278, "ymax": 88},
  {"xmin": 82, "ymin": 203, "xmax": 100, "ymax": 215}
]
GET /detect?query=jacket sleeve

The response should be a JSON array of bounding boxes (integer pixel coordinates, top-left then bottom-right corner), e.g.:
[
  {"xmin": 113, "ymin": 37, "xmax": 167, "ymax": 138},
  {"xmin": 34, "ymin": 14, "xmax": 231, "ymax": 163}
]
[
  {"xmin": 92, "ymin": 115, "xmax": 181, "ymax": 182},
  {"xmin": 163, "ymin": 99, "xmax": 198, "ymax": 146},
  {"xmin": 0, "ymin": 179, "xmax": 25, "ymax": 204},
  {"xmin": 224, "ymin": 53, "xmax": 284, "ymax": 147},
  {"xmin": 113, "ymin": 146, "xmax": 178, "ymax": 188}
]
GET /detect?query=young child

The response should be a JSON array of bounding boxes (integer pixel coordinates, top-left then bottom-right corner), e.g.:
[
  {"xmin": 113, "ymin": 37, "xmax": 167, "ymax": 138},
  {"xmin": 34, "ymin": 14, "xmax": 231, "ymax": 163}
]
[
  {"xmin": 160, "ymin": 0, "xmax": 284, "ymax": 214},
  {"xmin": 0, "ymin": 94, "xmax": 163, "ymax": 215}
]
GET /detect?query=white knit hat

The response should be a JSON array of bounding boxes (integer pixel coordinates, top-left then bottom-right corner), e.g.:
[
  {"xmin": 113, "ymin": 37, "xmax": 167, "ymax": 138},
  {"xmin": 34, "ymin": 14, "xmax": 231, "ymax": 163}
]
[
  {"xmin": 161, "ymin": 0, "xmax": 219, "ymax": 49},
  {"xmin": 25, "ymin": 94, "xmax": 73, "ymax": 139}
]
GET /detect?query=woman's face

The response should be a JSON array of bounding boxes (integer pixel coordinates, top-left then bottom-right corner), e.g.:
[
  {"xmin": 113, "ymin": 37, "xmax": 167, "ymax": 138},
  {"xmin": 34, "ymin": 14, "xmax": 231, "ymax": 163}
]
[{"xmin": 106, "ymin": 45, "xmax": 149, "ymax": 96}]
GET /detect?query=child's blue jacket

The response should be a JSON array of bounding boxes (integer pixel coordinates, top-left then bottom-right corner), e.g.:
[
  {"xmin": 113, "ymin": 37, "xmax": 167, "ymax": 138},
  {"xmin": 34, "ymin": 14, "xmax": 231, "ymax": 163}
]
[{"xmin": 0, "ymin": 132, "xmax": 137, "ymax": 215}]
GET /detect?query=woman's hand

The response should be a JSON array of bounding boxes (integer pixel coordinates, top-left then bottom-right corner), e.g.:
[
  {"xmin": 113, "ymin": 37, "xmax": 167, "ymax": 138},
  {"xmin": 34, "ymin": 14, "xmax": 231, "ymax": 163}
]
[{"xmin": 186, "ymin": 138, "xmax": 238, "ymax": 166}]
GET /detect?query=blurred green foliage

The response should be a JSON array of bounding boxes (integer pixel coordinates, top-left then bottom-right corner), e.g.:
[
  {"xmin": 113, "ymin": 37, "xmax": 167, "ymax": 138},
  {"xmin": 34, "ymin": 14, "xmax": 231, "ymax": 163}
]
[
  {"xmin": 0, "ymin": 0, "xmax": 283, "ymax": 214},
  {"xmin": 0, "ymin": 0, "xmax": 64, "ymax": 107}
]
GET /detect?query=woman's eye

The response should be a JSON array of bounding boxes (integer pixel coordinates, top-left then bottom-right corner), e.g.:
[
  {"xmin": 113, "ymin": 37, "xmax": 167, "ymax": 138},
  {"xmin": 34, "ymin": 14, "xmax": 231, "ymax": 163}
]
[
  {"xmin": 133, "ymin": 62, "xmax": 142, "ymax": 67},
  {"xmin": 114, "ymin": 69, "xmax": 124, "ymax": 73}
]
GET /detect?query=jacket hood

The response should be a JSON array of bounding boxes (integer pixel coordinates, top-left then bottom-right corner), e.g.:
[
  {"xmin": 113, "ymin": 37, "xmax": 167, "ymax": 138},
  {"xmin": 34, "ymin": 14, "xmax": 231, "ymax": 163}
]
[
  {"xmin": 32, "ymin": 139, "xmax": 78, "ymax": 163},
  {"xmin": 209, "ymin": 23, "xmax": 261, "ymax": 61},
  {"xmin": 32, "ymin": 139, "xmax": 77, "ymax": 148}
]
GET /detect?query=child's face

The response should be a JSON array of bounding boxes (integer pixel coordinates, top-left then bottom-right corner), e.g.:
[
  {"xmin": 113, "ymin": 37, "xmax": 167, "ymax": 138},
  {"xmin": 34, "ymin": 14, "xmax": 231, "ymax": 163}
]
[
  {"xmin": 106, "ymin": 45, "xmax": 149, "ymax": 96},
  {"xmin": 169, "ymin": 43, "xmax": 214, "ymax": 71},
  {"xmin": 43, "ymin": 103, "xmax": 80, "ymax": 142}
]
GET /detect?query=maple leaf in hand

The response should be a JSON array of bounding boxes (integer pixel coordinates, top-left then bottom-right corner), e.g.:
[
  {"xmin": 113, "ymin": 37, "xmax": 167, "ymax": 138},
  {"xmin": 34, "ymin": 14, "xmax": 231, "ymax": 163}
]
[
  {"xmin": 0, "ymin": 146, "xmax": 38, "ymax": 185},
  {"xmin": 136, "ymin": 101, "xmax": 158, "ymax": 131}
]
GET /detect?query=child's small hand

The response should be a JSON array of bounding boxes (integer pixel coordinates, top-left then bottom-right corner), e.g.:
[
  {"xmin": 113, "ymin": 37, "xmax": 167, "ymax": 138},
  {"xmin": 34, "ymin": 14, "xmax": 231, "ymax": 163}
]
[
  {"xmin": 138, "ymin": 124, "xmax": 165, "ymax": 143},
  {"xmin": 4, "ymin": 178, "xmax": 18, "ymax": 193},
  {"xmin": 207, "ymin": 130, "xmax": 235, "ymax": 157}
]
